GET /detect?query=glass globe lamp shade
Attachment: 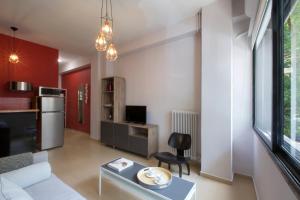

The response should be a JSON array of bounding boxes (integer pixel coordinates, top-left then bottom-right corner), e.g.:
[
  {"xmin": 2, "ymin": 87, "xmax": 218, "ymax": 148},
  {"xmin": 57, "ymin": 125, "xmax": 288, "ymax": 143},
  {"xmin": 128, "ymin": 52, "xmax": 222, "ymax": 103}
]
[
  {"xmin": 95, "ymin": 33, "xmax": 108, "ymax": 51},
  {"xmin": 9, "ymin": 53, "xmax": 19, "ymax": 64},
  {"xmin": 101, "ymin": 20, "xmax": 113, "ymax": 40},
  {"xmin": 106, "ymin": 43, "xmax": 118, "ymax": 62}
]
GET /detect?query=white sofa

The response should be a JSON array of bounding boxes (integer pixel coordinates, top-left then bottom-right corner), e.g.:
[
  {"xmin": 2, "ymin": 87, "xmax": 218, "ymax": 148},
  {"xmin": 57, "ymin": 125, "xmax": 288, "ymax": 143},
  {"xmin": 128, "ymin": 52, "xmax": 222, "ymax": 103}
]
[{"xmin": 0, "ymin": 152, "xmax": 86, "ymax": 200}]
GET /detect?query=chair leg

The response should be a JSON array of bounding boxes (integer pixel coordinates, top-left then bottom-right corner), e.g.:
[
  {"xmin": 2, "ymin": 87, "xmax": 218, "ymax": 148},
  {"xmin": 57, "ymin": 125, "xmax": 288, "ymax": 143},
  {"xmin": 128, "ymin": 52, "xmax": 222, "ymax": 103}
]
[
  {"xmin": 178, "ymin": 164, "xmax": 182, "ymax": 178},
  {"xmin": 186, "ymin": 162, "xmax": 190, "ymax": 175},
  {"xmin": 168, "ymin": 163, "xmax": 171, "ymax": 170},
  {"xmin": 158, "ymin": 161, "xmax": 162, "ymax": 167}
]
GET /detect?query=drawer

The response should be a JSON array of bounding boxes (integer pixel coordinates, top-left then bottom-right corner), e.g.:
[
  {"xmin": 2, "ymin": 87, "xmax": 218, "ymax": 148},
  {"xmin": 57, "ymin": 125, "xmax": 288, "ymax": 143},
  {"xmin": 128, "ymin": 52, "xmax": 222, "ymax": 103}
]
[
  {"xmin": 128, "ymin": 136, "xmax": 148, "ymax": 156},
  {"xmin": 114, "ymin": 123, "xmax": 129, "ymax": 150},
  {"xmin": 101, "ymin": 121, "xmax": 114, "ymax": 146}
]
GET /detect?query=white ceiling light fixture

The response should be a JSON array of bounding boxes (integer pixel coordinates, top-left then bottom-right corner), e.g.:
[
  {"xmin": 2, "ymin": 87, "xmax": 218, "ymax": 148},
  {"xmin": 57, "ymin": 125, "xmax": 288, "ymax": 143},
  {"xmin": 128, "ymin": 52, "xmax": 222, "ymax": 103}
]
[{"xmin": 95, "ymin": 0, "xmax": 118, "ymax": 62}]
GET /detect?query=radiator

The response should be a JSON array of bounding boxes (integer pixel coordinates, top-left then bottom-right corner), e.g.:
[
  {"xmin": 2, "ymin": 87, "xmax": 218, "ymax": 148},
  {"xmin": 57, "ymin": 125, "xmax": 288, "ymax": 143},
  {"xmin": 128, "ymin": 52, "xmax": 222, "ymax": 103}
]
[{"xmin": 171, "ymin": 110, "xmax": 199, "ymax": 160}]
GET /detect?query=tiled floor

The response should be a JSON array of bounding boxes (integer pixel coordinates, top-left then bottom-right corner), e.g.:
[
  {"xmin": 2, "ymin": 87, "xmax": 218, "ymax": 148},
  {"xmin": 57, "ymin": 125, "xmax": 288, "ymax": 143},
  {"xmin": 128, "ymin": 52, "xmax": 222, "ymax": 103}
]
[{"xmin": 48, "ymin": 129, "xmax": 257, "ymax": 200}]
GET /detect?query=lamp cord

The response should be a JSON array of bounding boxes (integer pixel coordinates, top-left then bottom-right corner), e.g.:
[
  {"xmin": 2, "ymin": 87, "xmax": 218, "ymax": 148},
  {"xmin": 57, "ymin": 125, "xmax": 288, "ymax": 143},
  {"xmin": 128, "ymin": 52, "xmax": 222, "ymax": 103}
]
[
  {"xmin": 12, "ymin": 30, "xmax": 15, "ymax": 53},
  {"xmin": 105, "ymin": 0, "xmax": 108, "ymax": 18},
  {"xmin": 100, "ymin": 0, "xmax": 104, "ymax": 29}
]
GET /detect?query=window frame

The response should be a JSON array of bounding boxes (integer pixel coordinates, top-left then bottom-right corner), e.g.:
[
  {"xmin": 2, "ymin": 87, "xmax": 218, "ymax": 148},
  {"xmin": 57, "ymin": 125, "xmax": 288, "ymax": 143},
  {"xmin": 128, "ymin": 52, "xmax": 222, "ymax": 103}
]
[
  {"xmin": 253, "ymin": 0, "xmax": 300, "ymax": 196},
  {"xmin": 253, "ymin": 0, "xmax": 276, "ymax": 150}
]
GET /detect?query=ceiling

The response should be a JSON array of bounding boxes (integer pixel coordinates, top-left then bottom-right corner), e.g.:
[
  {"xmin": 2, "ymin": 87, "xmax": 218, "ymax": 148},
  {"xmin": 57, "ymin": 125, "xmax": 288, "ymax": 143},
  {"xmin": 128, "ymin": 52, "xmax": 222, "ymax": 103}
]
[{"xmin": 0, "ymin": 0, "xmax": 215, "ymax": 56}]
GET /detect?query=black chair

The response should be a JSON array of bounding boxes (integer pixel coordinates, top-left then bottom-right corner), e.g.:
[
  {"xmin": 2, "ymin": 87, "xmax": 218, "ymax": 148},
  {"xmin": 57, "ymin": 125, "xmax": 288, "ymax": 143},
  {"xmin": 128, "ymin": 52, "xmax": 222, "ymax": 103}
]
[{"xmin": 154, "ymin": 132, "xmax": 191, "ymax": 178}]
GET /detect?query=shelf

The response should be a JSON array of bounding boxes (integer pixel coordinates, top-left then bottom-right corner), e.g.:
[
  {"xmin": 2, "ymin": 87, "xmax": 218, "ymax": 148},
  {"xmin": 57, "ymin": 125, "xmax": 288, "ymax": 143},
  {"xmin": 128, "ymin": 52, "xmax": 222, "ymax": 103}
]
[
  {"xmin": 129, "ymin": 126, "xmax": 148, "ymax": 139},
  {"xmin": 129, "ymin": 134, "xmax": 148, "ymax": 140},
  {"xmin": 101, "ymin": 77, "xmax": 125, "ymax": 122},
  {"xmin": 102, "ymin": 119, "xmax": 113, "ymax": 123}
]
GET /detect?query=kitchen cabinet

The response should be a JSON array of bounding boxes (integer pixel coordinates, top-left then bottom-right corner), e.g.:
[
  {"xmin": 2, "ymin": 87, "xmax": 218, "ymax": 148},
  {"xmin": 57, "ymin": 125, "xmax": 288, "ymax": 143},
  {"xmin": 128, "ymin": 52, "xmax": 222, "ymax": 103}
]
[{"xmin": 0, "ymin": 110, "xmax": 38, "ymax": 157}]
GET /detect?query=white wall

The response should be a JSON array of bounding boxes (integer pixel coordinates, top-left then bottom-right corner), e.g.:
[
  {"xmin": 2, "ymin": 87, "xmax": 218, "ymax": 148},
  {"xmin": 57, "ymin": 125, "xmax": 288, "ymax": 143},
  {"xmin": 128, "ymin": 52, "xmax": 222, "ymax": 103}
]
[
  {"xmin": 200, "ymin": 0, "xmax": 233, "ymax": 181},
  {"xmin": 112, "ymin": 33, "xmax": 201, "ymax": 155},
  {"xmin": 253, "ymin": 134, "xmax": 297, "ymax": 200},
  {"xmin": 90, "ymin": 52, "xmax": 104, "ymax": 140},
  {"xmin": 232, "ymin": 33, "xmax": 253, "ymax": 176}
]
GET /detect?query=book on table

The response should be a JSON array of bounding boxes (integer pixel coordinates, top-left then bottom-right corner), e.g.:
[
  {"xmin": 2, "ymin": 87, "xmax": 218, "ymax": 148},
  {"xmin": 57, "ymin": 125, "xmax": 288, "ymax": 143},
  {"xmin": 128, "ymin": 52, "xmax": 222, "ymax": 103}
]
[{"xmin": 107, "ymin": 158, "xmax": 134, "ymax": 172}]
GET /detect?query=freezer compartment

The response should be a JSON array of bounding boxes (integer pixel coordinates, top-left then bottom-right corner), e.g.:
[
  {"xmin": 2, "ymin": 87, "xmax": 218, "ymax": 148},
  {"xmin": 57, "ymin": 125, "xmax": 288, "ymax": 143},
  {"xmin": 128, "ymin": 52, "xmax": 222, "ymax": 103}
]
[
  {"xmin": 41, "ymin": 112, "xmax": 64, "ymax": 150},
  {"xmin": 40, "ymin": 97, "xmax": 64, "ymax": 112}
]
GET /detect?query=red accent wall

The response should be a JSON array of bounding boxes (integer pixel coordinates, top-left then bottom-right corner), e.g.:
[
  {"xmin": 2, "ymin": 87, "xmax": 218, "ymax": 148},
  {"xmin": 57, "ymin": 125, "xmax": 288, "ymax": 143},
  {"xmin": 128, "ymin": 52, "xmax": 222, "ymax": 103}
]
[
  {"xmin": 0, "ymin": 97, "xmax": 31, "ymax": 110},
  {"xmin": 0, "ymin": 33, "xmax": 58, "ymax": 98},
  {"xmin": 62, "ymin": 66, "xmax": 91, "ymax": 134}
]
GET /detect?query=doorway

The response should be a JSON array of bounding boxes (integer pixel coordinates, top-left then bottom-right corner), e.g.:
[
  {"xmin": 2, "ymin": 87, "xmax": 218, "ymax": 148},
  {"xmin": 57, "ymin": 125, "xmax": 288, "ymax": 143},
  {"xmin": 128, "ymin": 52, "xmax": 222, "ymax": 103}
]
[{"xmin": 62, "ymin": 65, "xmax": 91, "ymax": 134}]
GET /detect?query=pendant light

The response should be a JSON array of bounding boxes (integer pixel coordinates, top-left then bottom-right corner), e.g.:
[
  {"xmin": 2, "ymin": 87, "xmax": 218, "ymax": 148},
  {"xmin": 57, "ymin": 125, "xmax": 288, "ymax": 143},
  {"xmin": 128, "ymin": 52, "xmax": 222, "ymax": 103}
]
[
  {"xmin": 9, "ymin": 27, "xmax": 19, "ymax": 64},
  {"xmin": 95, "ymin": 32, "xmax": 108, "ymax": 51},
  {"xmin": 95, "ymin": 0, "xmax": 118, "ymax": 62},
  {"xmin": 106, "ymin": 43, "xmax": 118, "ymax": 61}
]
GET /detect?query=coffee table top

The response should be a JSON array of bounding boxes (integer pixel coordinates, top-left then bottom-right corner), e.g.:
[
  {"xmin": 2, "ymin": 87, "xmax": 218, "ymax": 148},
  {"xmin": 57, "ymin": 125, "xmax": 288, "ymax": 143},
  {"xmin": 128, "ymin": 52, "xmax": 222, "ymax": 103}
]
[{"xmin": 101, "ymin": 159, "xmax": 195, "ymax": 200}]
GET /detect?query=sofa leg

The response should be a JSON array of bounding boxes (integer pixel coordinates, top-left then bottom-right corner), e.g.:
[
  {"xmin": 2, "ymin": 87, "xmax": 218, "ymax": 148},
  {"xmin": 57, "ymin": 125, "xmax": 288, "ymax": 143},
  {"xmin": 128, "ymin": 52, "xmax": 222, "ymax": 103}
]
[{"xmin": 168, "ymin": 163, "xmax": 171, "ymax": 170}]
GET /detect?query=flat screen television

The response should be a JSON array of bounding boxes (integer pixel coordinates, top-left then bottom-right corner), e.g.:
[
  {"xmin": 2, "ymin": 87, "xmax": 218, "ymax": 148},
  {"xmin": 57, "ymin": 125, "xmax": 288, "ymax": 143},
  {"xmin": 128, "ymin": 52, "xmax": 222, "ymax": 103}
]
[{"xmin": 126, "ymin": 106, "xmax": 146, "ymax": 124}]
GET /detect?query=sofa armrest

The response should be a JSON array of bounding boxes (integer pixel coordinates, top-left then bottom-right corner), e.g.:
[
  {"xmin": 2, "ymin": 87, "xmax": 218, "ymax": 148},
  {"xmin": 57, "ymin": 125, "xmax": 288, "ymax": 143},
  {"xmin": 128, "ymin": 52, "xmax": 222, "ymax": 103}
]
[
  {"xmin": 33, "ymin": 151, "xmax": 48, "ymax": 164},
  {"xmin": 1, "ymin": 162, "xmax": 52, "ymax": 188}
]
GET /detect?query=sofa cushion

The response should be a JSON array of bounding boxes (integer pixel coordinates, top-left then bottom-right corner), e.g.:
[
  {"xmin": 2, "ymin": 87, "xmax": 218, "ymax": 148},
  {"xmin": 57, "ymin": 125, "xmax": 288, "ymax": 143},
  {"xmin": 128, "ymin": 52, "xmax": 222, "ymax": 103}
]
[
  {"xmin": 1, "ymin": 162, "xmax": 51, "ymax": 188},
  {"xmin": 25, "ymin": 175, "xmax": 86, "ymax": 200},
  {"xmin": 0, "ymin": 153, "xmax": 33, "ymax": 174},
  {"xmin": 0, "ymin": 176, "xmax": 33, "ymax": 200}
]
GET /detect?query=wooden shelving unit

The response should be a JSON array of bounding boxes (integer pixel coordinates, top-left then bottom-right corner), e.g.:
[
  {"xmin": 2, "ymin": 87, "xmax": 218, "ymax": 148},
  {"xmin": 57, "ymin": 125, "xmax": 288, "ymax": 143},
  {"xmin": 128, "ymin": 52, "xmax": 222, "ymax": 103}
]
[{"xmin": 101, "ymin": 77, "xmax": 125, "ymax": 122}]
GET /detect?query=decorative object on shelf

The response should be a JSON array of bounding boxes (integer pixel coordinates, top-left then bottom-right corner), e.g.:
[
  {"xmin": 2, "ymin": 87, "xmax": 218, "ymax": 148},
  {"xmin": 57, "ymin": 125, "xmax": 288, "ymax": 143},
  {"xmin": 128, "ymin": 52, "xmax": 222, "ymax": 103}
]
[
  {"xmin": 108, "ymin": 112, "xmax": 112, "ymax": 120},
  {"xmin": 95, "ymin": 0, "xmax": 118, "ymax": 62},
  {"xmin": 106, "ymin": 79, "xmax": 113, "ymax": 91},
  {"xmin": 9, "ymin": 27, "xmax": 20, "ymax": 64}
]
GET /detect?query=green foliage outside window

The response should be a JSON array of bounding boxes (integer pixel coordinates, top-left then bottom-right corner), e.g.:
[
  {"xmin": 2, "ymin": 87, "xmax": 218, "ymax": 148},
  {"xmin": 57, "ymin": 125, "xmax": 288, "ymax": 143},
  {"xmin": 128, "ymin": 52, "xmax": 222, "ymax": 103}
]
[{"xmin": 283, "ymin": 1, "xmax": 300, "ymax": 140}]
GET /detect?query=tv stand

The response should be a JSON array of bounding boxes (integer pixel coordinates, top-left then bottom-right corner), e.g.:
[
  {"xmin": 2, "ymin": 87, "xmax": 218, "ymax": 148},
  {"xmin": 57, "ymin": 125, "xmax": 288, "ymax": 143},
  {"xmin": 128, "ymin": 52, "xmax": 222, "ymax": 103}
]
[{"xmin": 100, "ymin": 121, "xmax": 158, "ymax": 159}]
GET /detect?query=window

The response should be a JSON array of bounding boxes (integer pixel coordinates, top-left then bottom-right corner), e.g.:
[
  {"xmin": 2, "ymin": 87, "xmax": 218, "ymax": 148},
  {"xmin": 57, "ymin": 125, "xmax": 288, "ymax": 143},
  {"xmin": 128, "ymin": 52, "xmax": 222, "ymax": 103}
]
[
  {"xmin": 282, "ymin": 0, "xmax": 300, "ymax": 164},
  {"xmin": 253, "ymin": 0, "xmax": 300, "ymax": 193},
  {"xmin": 254, "ymin": 0, "xmax": 273, "ymax": 147}
]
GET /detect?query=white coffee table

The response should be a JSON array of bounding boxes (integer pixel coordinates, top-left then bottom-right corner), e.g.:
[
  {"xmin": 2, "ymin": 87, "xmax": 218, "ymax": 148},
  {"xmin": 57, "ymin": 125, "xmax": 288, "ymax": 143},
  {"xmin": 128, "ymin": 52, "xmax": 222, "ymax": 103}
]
[{"xmin": 99, "ymin": 159, "xmax": 197, "ymax": 200}]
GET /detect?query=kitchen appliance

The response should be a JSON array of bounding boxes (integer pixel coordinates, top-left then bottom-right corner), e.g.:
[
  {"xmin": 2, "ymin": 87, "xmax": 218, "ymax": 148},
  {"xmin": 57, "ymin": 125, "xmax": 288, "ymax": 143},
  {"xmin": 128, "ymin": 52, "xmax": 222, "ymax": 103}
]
[
  {"xmin": 38, "ymin": 86, "xmax": 65, "ymax": 96},
  {"xmin": 9, "ymin": 81, "xmax": 32, "ymax": 92},
  {"xmin": 36, "ymin": 87, "xmax": 65, "ymax": 150}
]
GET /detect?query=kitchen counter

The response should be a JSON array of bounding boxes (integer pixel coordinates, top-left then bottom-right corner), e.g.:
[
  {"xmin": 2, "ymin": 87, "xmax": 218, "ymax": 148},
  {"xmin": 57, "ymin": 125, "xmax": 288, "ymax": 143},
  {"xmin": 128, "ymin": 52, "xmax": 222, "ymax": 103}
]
[{"xmin": 0, "ymin": 109, "xmax": 39, "ymax": 113}]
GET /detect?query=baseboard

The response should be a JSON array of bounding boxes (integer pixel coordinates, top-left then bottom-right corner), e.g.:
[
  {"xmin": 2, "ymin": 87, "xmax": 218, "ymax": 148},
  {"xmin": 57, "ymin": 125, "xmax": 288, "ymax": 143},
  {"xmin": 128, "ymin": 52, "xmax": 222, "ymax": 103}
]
[
  {"xmin": 252, "ymin": 177, "xmax": 260, "ymax": 200},
  {"xmin": 200, "ymin": 171, "xmax": 259, "ymax": 199},
  {"xmin": 234, "ymin": 172, "xmax": 252, "ymax": 178},
  {"xmin": 200, "ymin": 171, "xmax": 233, "ymax": 185}
]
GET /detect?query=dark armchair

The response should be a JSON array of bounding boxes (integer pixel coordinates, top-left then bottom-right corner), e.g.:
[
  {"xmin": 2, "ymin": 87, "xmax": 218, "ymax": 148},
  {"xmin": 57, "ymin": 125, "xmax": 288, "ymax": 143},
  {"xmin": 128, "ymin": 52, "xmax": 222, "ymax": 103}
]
[{"xmin": 154, "ymin": 132, "xmax": 191, "ymax": 178}]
